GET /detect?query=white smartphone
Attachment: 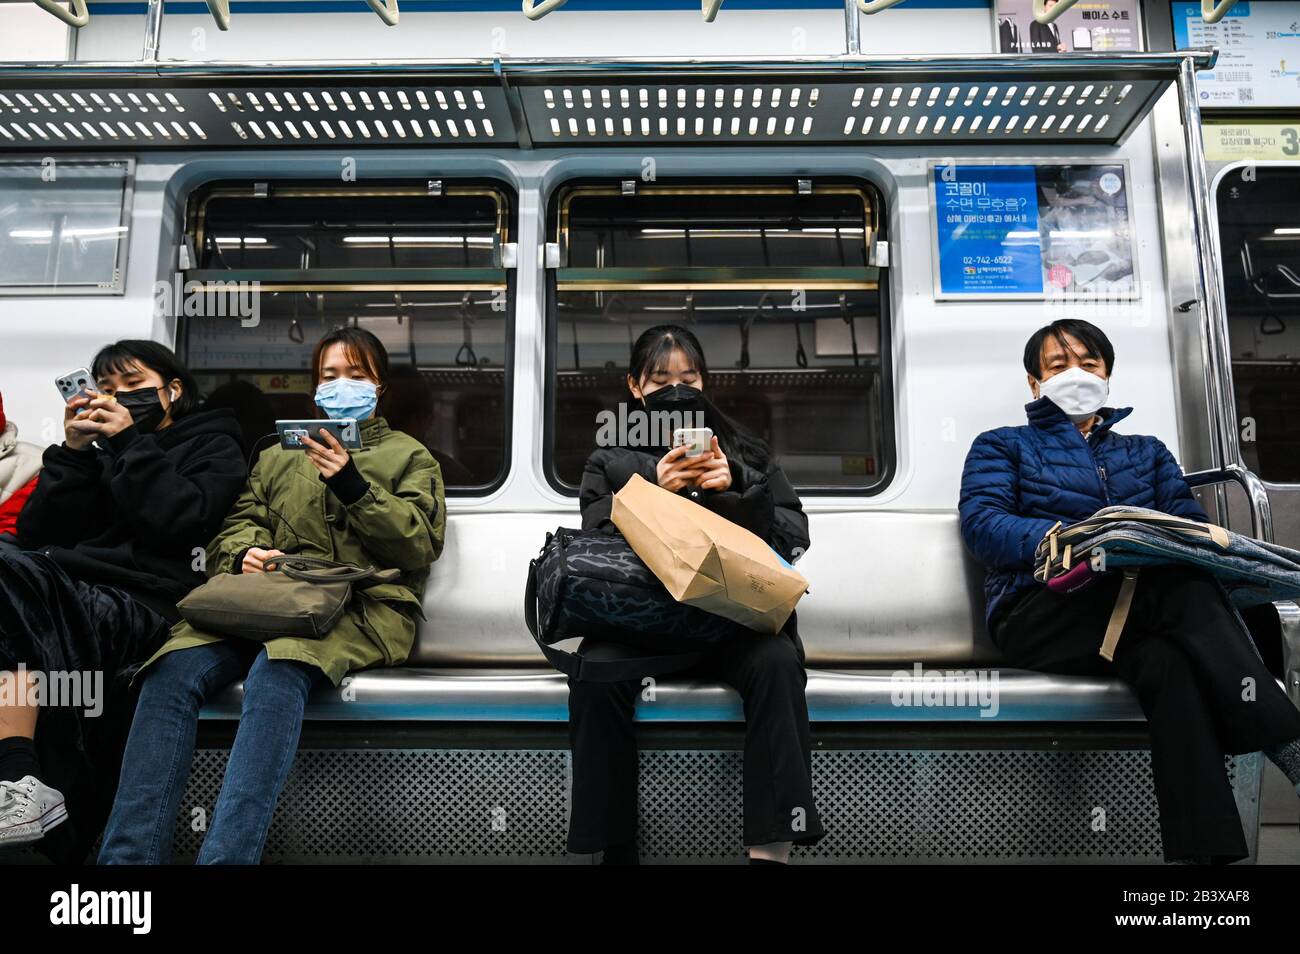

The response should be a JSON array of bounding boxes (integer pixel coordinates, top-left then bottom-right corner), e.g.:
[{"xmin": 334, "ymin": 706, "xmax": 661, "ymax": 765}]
[
  {"xmin": 55, "ymin": 368, "xmax": 97, "ymax": 404},
  {"xmin": 672, "ymin": 426, "xmax": 714, "ymax": 458},
  {"xmin": 276, "ymin": 418, "xmax": 362, "ymax": 451}
]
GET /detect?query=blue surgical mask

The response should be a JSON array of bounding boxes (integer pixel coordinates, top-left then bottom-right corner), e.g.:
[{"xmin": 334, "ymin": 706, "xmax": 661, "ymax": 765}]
[{"xmin": 315, "ymin": 378, "xmax": 378, "ymax": 421}]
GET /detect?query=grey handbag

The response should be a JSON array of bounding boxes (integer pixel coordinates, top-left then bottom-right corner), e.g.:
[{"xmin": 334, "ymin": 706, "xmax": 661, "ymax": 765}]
[{"xmin": 177, "ymin": 553, "xmax": 401, "ymax": 641}]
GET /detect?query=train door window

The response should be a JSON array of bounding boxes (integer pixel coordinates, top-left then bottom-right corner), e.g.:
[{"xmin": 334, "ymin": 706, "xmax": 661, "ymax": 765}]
[
  {"xmin": 1216, "ymin": 166, "xmax": 1300, "ymax": 484},
  {"xmin": 545, "ymin": 179, "xmax": 891, "ymax": 493},
  {"xmin": 0, "ymin": 158, "xmax": 132, "ymax": 295},
  {"xmin": 179, "ymin": 180, "xmax": 513, "ymax": 493}
]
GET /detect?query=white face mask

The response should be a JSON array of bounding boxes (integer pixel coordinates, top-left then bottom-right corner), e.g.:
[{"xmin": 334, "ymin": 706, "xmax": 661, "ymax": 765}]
[{"xmin": 1037, "ymin": 366, "xmax": 1109, "ymax": 423}]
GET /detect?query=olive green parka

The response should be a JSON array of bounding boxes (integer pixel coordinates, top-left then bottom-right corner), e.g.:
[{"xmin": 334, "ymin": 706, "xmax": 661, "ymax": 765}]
[{"xmin": 139, "ymin": 415, "xmax": 445, "ymax": 685}]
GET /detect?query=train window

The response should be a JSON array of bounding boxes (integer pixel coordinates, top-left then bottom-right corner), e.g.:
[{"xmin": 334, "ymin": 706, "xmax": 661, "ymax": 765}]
[
  {"xmin": 0, "ymin": 158, "xmax": 132, "ymax": 295},
  {"xmin": 179, "ymin": 180, "xmax": 513, "ymax": 493},
  {"xmin": 1216, "ymin": 166, "xmax": 1300, "ymax": 484},
  {"xmin": 545, "ymin": 179, "xmax": 892, "ymax": 494}
]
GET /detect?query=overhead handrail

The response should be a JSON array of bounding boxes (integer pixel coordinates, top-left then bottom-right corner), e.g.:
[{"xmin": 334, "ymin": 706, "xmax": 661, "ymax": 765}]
[
  {"xmin": 855, "ymin": 0, "xmax": 905, "ymax": 13},
  {"xmin": 526, "ymin": 0, "xmax": 722, "ymax": 20},
  {"xmin": 206, "ymin": 0, "xmax": 230, "ymax": 31},
  {"xmin": 1033, "ymin": 0, "xmax": 1078, "ymax": 24},
  {"xmin": 365, "ymin": 0, "xmax": 400, "ymax": 26},
  {"xmin": 522, "ymin": 0, "xmax": 565, "ymax": 20},
  {"xmin": 1202, "ymin": 0, "xmax": 1238, "ymax": 24},
  {"xmin": 34, "ymin": 0, "xmax": 89, "ymax": 27}
]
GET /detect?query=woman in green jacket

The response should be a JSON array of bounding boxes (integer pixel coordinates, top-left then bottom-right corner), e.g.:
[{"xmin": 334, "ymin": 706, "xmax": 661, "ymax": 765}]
[{"xmin": 99, "ymin": 328, "xmax": 445, "ymax": 864}]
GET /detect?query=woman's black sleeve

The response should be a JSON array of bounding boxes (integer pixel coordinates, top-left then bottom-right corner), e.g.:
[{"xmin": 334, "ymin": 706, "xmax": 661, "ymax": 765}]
[
  {"xmin": 578, "ymin": 450, "xmax": 656, "ymax": 533},
  {"xmin": 16, "ymin": 444, "xmax": 110, "ymax": 547}
]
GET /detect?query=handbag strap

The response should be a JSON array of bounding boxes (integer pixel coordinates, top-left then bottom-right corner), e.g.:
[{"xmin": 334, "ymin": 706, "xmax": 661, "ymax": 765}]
[
  {"xmin": 523, "ymin": 552, "xmax": 703, "ymax": 683},
  {"xmin": 1099, "ymin": 568, "xmax": 1140, "ymax": 662},
  {"xmin": 264, "ymin": 553, "xmax": 397, "ymax": 586}
]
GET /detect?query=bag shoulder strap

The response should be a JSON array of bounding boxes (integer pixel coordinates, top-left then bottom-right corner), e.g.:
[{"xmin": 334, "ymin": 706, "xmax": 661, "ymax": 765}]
[
  {"xmin": 523, "ymin": 555, "xmax": 702, "ymax": 683},
  {"xmin": 1099, "ymin": 568, "xmax": 1140, "ymax": 662}
]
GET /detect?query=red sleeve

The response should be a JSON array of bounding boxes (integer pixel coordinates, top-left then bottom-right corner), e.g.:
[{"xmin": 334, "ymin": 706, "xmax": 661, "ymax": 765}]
[{"xmin": 0, "ymin": 474, "xmax": 39, "ymax": 537}]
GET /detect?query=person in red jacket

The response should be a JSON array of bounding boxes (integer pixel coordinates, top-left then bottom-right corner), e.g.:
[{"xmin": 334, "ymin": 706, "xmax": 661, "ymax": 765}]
[{"xmin": 0, "ymin": 393, "xmax": 41, "ymax": 538}]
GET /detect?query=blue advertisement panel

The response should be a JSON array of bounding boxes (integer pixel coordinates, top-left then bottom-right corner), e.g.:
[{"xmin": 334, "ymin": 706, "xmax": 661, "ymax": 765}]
[
  {"xmin": 933, "ymin": 163, "xmax": 1138, "ymax": 300},
  {"xmin": 934, "ymin": 164, "xmax": 1042, "ymax": 296},
  {"xmin": 1173, "ymin": 1, "xmax": 1300, "ymax": 109}
]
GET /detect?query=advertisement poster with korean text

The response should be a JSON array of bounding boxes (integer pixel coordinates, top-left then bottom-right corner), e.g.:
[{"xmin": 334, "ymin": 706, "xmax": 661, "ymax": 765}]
[
  {"xmin": 932, "ymin": 163, "xmax": 1138, "ymax": 301},
  {"xmin": 993, "ymin": 0, "xmax": 1143, "ymax": 53},
  {"xmin": 1173, "ymin": 1, "xmax": 1300, "ymax": 109}
]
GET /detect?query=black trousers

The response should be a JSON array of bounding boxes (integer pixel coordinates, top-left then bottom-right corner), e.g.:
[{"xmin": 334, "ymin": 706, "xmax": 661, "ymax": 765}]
[
  {"xmin": 0, "ymin": 539, "xmax": 169, "ymax": 863},
  {"xmin": 995, "ymin": 566, "xmax": 1300, "ymax": 863},
  {"xmin": 566, "ymin": 632, "xmax": 825, "ymax": 854}
]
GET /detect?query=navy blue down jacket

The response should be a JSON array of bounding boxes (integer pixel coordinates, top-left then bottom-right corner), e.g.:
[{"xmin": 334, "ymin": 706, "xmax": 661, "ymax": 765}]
[{"xmin": 959, "ymin": 396, "xmax": 1207, "ymax": 631}]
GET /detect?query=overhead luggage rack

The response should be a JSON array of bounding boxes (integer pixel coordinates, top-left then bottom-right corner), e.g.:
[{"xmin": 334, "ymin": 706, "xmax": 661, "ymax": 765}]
[{"xmin": 0, "ymin": 51, "xmax": 1214, "ymax": 151}]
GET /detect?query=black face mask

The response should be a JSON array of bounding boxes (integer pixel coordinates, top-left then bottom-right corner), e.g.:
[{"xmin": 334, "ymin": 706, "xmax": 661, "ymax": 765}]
[
  {"xmin": 641, "ymin": 383, "xmax": 704, "ymax": 413},
  {"xmin": 115, "ymin": 386, "xmax": 168, "ymax": 435}
]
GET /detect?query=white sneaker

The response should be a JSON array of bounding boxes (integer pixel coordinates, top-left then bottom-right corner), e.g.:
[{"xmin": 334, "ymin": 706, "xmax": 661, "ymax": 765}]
[{"xmin": 0, "ymin": 776, "xmax": 67, "ymax": 846}]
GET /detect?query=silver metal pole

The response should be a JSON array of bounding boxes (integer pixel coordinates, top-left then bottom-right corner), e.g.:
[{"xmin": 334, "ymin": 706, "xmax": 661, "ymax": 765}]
[
  {"xmin": 1176, "ymin": 54, "xmax": 1269, "ymax": 536},
  {"xmin": 143, "ymin": 0, "xmax": 164, "ymax": 62},
  {"xmin": 1178, "ymin": 61, "xmax": 1228, "ymax": 461},
  {"xmin": 844, "ymin": 0, "xmax": 861, "ymax": 55}
]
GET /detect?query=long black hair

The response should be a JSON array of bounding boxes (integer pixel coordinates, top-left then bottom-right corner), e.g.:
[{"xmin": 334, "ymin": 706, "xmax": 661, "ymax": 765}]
[
  {"xmin": 627, "ymin": 324, "xmax": 772, "ymax": 472},
  {"xmin": 92, "ymin": 340, "xmax": 202, "ymax": 419}
]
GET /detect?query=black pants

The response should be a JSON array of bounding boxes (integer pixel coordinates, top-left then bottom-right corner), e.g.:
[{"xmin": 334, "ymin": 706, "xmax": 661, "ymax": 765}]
[
  {"xmin": 0, "ymin": 539, "xmax": 170, "ymax": 863},
  {"xmin": 566, "ymin": 633, "xmax": 825, "ymax": 854},
  {"xmin": 995, "ymin": 566, "xmax": 1300, "ymax": 863}
]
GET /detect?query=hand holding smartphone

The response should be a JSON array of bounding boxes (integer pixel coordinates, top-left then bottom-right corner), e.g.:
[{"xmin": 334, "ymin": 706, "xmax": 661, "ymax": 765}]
[{"xmin": 672, "ymin": 426, "xmax": 714, "ymax": 459}]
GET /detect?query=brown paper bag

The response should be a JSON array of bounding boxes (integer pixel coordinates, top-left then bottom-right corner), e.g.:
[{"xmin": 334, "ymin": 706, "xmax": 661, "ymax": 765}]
[{"xmin": 611, "ymin": 473, "xmax": 809, "ymax": 635}]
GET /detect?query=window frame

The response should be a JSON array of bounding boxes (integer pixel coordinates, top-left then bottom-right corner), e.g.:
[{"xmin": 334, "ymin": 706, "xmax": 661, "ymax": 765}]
[
  {"xmin": 177, "ymin": 176, "xmax": 516, "ymax": 497},
  {"xmin": 541, "ymin": 176, "xmax": 896, "ymax": 498},
  {"xmin": 1212, "ymin": 158, "xmax": 1300, "ymax": 490},
  {"xmin": 0, "ymin": 155, "xmax": 134, "ymax": 297}
]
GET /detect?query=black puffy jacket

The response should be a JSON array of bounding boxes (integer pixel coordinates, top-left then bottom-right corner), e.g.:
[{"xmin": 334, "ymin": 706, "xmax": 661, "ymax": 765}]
[
  {"xmin": 578, "ymin": 444, "xmax": 811, "ymax": 656},
  {"xmin": 17, "ymin": 407, "xmax": 247, "ymax": 621}
]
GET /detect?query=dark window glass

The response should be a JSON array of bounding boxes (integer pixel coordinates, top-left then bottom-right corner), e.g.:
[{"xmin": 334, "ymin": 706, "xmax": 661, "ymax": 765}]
[
  {"xmin": 547, "ymin": 180, "xmax": 891, "ymax": 493},
  {"xmin": 1217, "ymin": 167, "xmax": 1300, "ymax": 483},
  {"xmin": 181, "ymin": 181, "xmax": 512, "ymax": 492}
]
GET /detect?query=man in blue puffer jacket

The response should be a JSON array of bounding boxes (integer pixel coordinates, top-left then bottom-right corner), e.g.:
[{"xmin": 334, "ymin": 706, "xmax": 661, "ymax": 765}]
[{"xmin": 960, "ymin": 319, "xmax": 1300, "ymax": 864}]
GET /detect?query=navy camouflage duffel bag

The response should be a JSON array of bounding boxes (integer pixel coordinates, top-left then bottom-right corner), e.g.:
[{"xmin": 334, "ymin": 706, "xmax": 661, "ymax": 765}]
[{"xmin": 524, "ymin": 527, "xmax": 742, "ymax": 681}]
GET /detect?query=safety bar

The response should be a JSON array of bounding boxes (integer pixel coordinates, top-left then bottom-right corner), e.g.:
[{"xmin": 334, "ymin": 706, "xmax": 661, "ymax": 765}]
[
  {"xmin": 34, "ymin": 0, "xmax": 88, "ymax": 27},
  {"xmin": 1184, "ymin": 465, "xmax": 1274, "ymax": 544},
  {"xmin": 1202, "ymin": 0, "xmax": 1239, "ymax": 25}
]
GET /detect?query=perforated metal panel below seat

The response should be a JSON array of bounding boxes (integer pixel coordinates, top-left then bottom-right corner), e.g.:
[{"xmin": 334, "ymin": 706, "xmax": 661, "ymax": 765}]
[{"xmin": 171, "ymin": 747, "xmax": 1261, "ymax": 864}]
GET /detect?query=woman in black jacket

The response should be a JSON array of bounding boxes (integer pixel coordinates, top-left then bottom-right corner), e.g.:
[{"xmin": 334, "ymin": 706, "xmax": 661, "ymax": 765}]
[
  {"xmin": 568, "ymin": 324, "xmax": 824, "ymax": 864},
  {"xmin": 0, "ymin": 340, "xmax": 246, "ymax": 861}
]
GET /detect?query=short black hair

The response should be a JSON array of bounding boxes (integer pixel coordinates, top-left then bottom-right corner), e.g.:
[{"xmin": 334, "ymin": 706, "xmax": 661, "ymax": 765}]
[
  {"xmin": 1022, "ymin": 319, "xmax": 1115, "ymax": 379},
  {"xmin": 92, "ymin": 339, "xmax": 202, "ymax": 419}
]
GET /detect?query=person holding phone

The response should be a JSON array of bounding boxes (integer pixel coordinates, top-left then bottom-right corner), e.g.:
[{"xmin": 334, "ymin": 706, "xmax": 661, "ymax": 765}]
[
  {"xmin": 0, "ymin": 341, "xmax": 245, "ymax": 859},
  {"xmin": 100, "ymin": 327, "xmax": 445, "ymax": 865},
  {"xmin": 567, "ymin": 324, "xmax": 823, "ymax": 865}
]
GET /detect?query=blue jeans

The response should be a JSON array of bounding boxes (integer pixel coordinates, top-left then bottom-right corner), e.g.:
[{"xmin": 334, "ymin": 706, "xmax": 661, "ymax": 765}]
[{"xmin": 98, "ymin": 641, "xmax": 320, "ymax": 865}]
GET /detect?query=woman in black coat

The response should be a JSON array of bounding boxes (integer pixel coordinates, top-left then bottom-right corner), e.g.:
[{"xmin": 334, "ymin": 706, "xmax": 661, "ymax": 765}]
[
  {"xmin": 0, "ymin": 340, "xmax": 246, "ymax": 861},
  {"xmin": 568, "ymin": 324, "xmax": 824, "ymax": 864}
]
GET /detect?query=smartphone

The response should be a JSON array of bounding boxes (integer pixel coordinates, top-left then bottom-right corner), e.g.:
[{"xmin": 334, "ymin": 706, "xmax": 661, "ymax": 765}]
[
  {"xmin": 276, "ymin": 418, "xmax": 362, "ymax": 451},
  {"xmin": 55, "ymin": 368, "xmax": 97, "ymax": 404},
  {"xmin": 672, "ymin": 426, "xmax": 714, "ymax": 458}
]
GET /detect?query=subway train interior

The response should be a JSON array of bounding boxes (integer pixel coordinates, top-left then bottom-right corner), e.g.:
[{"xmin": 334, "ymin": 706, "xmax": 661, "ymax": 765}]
[{"xmin": 0, "ymin": 0, "xmax": 1298, "ymax": 873}]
